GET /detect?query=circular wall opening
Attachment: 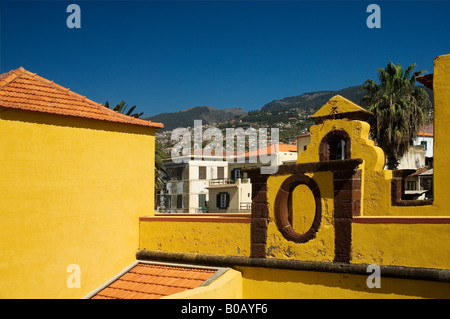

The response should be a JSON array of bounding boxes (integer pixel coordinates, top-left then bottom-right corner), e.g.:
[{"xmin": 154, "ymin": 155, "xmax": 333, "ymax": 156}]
[
  {"xmin": 288, "ymin": 184, "xmax": 317, "ymax": 235},
  {"xmin": 274, "ymin": 174, "xmax": 322, "ymax": 244}
]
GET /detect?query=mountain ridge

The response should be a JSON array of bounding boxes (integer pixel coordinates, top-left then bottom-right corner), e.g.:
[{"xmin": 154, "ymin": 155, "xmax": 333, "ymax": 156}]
[
  {"xmin": 147, "ymin": 84, "xmax": 433, "ymax": 131},
  {"xmin": 143, "ymin": 105, "xmax": 247, "ymax": 131}
]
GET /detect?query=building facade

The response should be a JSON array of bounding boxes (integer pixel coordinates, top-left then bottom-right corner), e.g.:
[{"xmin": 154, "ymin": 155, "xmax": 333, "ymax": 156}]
[{"xmin": 159, "ymin": 155, "xmax": 228, "ymax": 213}]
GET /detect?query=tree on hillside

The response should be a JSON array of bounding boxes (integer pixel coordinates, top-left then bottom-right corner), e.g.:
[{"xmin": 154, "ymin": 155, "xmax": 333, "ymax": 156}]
[
  {"xmin": 104, "ymin": 100, "xmax": 144, "ymax": 118},
  {"xmin": 361, "ymin": 62, "xmax": 432, "ymax": 169}
]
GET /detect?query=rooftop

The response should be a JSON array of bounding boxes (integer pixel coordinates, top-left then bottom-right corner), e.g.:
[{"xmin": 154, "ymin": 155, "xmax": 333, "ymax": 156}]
[
  {"xmin": 418, "ymin": 123, "xmax": 434, "ymax": 137},
  {"xmin": 416, "ymin": 74, "xmax": 433, "ymax": 90},
  {"xmin": 242, "ymin": 143, "xmax": 297, "ymax": 158},
  {"xmin": 0, "ymin": 67, "xmax": 163, "ymax": 128},
  {"xmin": 86, "ymin": 261, "xmax": 218, "ymax": 299}
]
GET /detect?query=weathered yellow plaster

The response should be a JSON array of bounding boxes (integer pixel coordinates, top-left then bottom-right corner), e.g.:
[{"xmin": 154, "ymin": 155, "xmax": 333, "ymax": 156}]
[
  {"xmin": 139, "ymin": 219, "xmax": 251, "ymax": 257},
  {"xmin": 266, "ymin": 172, "xmax": 335, "ymax": 261},
  {"xmin": 352, "ymin": 223, "xmax": 450, "ymax": 269},
  {"xmin": 311, "ymin": 94, "xmax": 370, "ymax": 118},
  {"xmin": 236, "ymin": 266, "xmax": 450, "ymax": 299},
  {"xmin": 163, "ymin": 268, "xmax": 243, "ymax": 299}
]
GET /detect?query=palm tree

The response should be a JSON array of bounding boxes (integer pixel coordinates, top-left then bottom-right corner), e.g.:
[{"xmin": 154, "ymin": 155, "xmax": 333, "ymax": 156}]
[
  {"xmin": 361, "ymin": 62, "xmax": 432, "ymax": 169},
  {"xmin": 104, "ymin": 100, "xmax": 144, "ymax": 118}
]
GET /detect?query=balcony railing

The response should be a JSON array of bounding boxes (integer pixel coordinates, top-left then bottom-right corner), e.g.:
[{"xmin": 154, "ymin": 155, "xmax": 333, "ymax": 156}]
[
  {"xmin": 239, "ymin": 202, "xmax": 252, "ymax": 210},
  {"xmin": 209, "ymin": 178, "xmax": 234, "ymax": 185},
  {"xmin": 193, "ymin": 203, "xmax": 252, "ymax": 214},
  {"xmin": 209, "ymin": 178, "xmax": 250, "ymax": 186}
]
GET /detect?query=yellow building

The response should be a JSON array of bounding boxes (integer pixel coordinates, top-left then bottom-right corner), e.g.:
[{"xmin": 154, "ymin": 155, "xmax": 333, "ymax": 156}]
[
  {"xmin": 2, "ymin": 53, "xmax": 450, "ymax": 299},
  {"xmin": 0, "ymin": 67, "xmax": 163, "ymax": 298},
  {"xmin": 137, "ymin": 54, "xmax": 450, "ymax": 299}
]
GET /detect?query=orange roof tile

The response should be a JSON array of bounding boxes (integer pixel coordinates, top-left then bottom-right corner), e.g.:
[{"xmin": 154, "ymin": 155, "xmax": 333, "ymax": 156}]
[
  {"xmin": 417, "ymin": 123, "xmax": 434, "ymax": 137},
  {"xmin": 0, "ymin": 67, "xmax": 163, "ymax": 129},
  {"xmin": 90, "ymin": 262, "xmax": 217, "ymax": 299},
  {"xmin": 242, "ymin": 143, "xmax": 297, "ymax": 158}
]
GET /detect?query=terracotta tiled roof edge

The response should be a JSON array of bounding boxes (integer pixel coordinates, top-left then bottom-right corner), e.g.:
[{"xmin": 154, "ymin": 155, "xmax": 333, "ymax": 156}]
[{"xmin": 0, "ymin": 67, "xmax": 164, "ymax": 129}]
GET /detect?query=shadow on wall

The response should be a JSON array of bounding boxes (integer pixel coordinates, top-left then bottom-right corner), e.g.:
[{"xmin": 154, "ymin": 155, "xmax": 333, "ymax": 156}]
[{"xmin": 236, "ymin": 266, "xmax": 450, "ymax": 299}]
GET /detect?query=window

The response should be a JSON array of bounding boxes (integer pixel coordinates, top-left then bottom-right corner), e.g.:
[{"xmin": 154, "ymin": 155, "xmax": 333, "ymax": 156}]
[
  {"xmin": 176, "ymin": 167, "xmax": 183, "ymax": 180},
  {"xmin": 407, "ymin": 181, "xmax": 417, "ymax": 190},
  {"xmin": 319, "ymin": 130, "xmax": 351, "ymax": 162},
  {"xmin": 217, "ymin": 192, "xmax": 230, "ymax": 209},
  {"xmin": 199, "ymin": 166, "xmax": 207, "ymax": 180},
  {"xmin": 199, "ymin": 194, "xmax": 206, "ymax": 209},
  {"xmin": 164, "ymin": 196, "xmax": 171, "ymax": 209},
  {"xmin": 335, "ymin": 140, "xmax": 346, "ymax": 160},
  {"xmin": 421, "ymin": 141, "xmax": 427, "ymax": 151},
  {"xmin": 231, "ymin": 168, "xmax": 241, "ymax": 181},
  {"xmin": 217, "ymin": 167, "xmax": 224, "ymax": 179},
  {"xmin": 176, "ymin": 195, "xmax": 183, "ymax": 209}
]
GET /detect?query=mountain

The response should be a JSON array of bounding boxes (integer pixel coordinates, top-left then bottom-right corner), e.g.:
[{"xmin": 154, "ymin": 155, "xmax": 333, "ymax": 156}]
[
  {"xmin": 143, "ymin": 106, "xmax": 247, "ymax": 131},
  {"xmin": 146, "ymin": 85, "xmax": 433, "ymax": 132},
  {"xmin": 260, "ymin": 85, "xmax": 366, "ymax": 113}
]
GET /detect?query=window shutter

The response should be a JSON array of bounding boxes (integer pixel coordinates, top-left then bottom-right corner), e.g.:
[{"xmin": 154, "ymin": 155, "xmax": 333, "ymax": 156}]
[
  {"xmin": 225, "ymin": 193, "xmax": 230, "ymax": 208},
  {"xmin": 216, "ymin": 194, "xmax": 220, "ymax": 208},
  {"xmin": 199, "ymin": 166, "xmax": 206, "ymax": 179},
  {"xmin": 218, "ymin": 167, "xmax": 224, "ymax": 179}
]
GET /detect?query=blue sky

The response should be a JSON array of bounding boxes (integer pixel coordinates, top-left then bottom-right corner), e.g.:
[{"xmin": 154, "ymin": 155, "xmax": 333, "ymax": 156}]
[{"xmin": 1, "ymin": 0, "xmax": 449, "ymax": 117}]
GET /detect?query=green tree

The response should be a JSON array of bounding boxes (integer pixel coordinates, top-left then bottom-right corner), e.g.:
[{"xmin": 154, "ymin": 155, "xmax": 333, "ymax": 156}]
[
  {"xmin": 361, "ymin": 62, "xmax": 432, "ymax": 169},
  {"xmin": 104, "ymin": 100, "xmax": 144, "ymax": 118}
]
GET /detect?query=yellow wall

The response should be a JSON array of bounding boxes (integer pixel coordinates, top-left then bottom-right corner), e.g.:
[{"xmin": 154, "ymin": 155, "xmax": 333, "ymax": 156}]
[
  {"xmin": 0, "ymin": 109, "xmax": 156, "ymax": 298},
  {"xmin": 432, "ymin": 54, "xmax": 450, "ymax": 212},
  {"xmin": 139, "ymin": 217, "xmax": 251, "ymax": 257},
  {"xmin": 163, "ymin": 268, "xmax": 243, "ymax": 299},
  {"xmin": 236, "ymin": 266, "xmax": 450, "ymax": 299},
  {"xmin": 266, "ymin": 172, "xmax": 335, "ymax": 261},
  {"xmin": 352, "ymin": 222, "xmax": 450, "ymax": 269}
]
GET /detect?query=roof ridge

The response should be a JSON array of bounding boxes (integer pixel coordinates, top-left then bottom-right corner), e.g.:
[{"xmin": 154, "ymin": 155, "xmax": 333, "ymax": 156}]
[
  {"xmin": 0, "ymin": 67, "xmax": 164, "ymax": 128},
  {"xmin": 0, "ymin": 67, "xmax": 27, "ymax": 90}
]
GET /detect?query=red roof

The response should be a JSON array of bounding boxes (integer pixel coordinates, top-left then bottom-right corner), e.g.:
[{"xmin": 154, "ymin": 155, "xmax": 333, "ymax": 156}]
[
  {"xmin": 242, "ymin": 143, "xmax": 297, "ymax": 158},
  {"xmin": 416, "ymin": 74, "xmax": 433, "ymax": 90},
  {"xmin": 90, "ymin": 262, "xmax": 216, "ymax": 299},
  {"xmin": 0, "ymin": 67, "xmax": 163, "ymax": 128},
  {"xmin": 418, "ymin": 123, "xmax": 434, "ymax": 137}
]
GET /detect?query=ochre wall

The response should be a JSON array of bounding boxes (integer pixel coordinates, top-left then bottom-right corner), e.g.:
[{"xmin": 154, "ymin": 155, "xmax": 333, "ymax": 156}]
[
  {"xmin": 352, "ymin": 222, "xmax": 450, "ymax": 269},
  {"xmin": 0, "ymin": 109, "xmax": 156, "ymax": 298},
  {"xmin": 163, "ymin": 268, "xmax": 243, "ymax": 299},
  {"xmin": 432, "ymin": 54, "xmax": 450, "ymax": 212},
  {"xmin": 266, "ymin": 172, "xmax": 335, "ymax": 261},
  {"xmin": 139, "ymin": 215, "xmax": 251, "ymax": 257},
  {"xmin": 236, "ymin": 266, "xmax": 450, "ymax": 299}
]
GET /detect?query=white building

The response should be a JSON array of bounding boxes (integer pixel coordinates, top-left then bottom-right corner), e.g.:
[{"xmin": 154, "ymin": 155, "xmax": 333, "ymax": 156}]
[
  {"xmin": 413, "ymin": 124, "xmax": 433, "ymax": 162},
  {"xmin": 397, "ymin": 124, "xmax": 434, "ymax": 170},
  {"xmin": 159, "ymin": 154, "xmax": 228, "ymax": 213},
  {"xmin": 296, "ymin": 133, "xmax": 311, "ymax": 156}
]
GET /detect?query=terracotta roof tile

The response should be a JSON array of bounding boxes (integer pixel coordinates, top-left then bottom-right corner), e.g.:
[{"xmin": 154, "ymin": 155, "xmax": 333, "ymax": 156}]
[
  {"xmin": 0, "ymin": 67, "xmax": 163, "ymax": 129},
  {"xmin": 90, "ymin": 262, "xmax": 217, "ymax": 299},
  {"xmin": 240, "ymin": 143, "xmax": 297, "ymax": 159}
]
